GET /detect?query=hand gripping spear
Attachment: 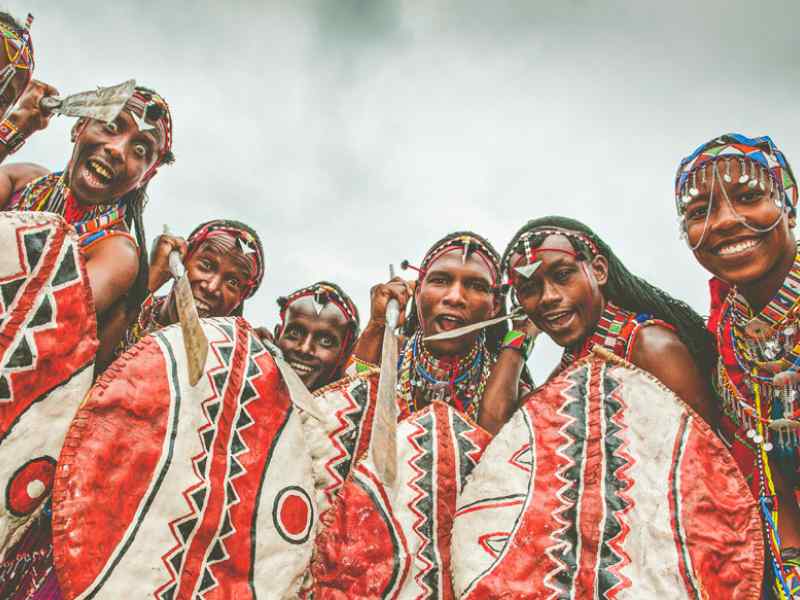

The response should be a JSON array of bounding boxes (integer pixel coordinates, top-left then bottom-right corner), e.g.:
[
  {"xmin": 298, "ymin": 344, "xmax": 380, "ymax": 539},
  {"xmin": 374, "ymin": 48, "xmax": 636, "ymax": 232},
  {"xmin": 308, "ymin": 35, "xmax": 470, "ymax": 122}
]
[
  {"xmin": 39, "ymin": 79, "xmax": 136, "ymax": 124},
  {"xmin": 163, "ymin": 226, "xmax": 209, "ymax": 386}
]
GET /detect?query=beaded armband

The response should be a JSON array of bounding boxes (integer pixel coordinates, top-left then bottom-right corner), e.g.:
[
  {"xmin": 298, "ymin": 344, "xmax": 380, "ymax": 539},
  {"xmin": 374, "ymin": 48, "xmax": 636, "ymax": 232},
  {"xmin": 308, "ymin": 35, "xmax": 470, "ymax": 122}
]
[
  {"xmin": 0, "ymin": 118, "xmax": 25, "ymax": 154},
  {"xmin": 502, "ymin": 329, "xmax": 534, "ymax": 361}
]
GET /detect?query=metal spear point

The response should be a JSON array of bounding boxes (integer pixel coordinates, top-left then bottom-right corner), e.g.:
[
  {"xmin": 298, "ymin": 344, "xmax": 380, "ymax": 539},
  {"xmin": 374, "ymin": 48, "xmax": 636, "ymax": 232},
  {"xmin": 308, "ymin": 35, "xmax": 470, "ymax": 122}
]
[{"xmin": 40, "ymin": 79, "xmax": 136, "ymax": 124}]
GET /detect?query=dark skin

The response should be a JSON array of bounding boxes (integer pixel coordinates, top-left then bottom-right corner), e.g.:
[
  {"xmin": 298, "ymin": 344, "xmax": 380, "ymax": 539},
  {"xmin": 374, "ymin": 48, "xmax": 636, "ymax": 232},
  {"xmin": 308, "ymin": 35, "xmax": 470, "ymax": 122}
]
[
  {"xmin": 684, "ymin": 159, "xmax": 796, "ymax": 312},
  {"xmin": 683, "ymin": 162, "xmax": 800, "ymax": 548},
  {"xmin": 149, "ymin": 233, "xmax": 254, "ymax": 324},
  {"xmin": 0, "ymin": 100, "xmax": 162, "ymax": 369},
  {"xmin": 274, "ymin": 297, "xmax": 352, "ymax": 391},
  {"xmin": 354, "ymin": 249, "xmax": 524, "ymax": 423},
  {"xmin": 509, "ymin": 233, "xmax": 717, "ymax": 428}
]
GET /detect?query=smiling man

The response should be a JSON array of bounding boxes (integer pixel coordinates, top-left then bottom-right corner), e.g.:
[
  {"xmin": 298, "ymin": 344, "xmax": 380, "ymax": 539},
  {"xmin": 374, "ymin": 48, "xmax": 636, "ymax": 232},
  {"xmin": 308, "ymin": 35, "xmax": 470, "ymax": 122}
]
[
  {"xmin": 499, "ymin": 216, "xmax": 717, "ymax": 427},
  {"xmin": 675, "ymin": 134, "xmax": 800, "ymax": 598},
  {"xmin": 0, "ymin": 85, "xmax": 174, "ymax": 367},
  {"xmin": 272, "ymin": 281, "xmax": 360, "ymax": 391},
  {"xmin": 352, "ymin": 231, "xmax": 523, "ymax": 423},
  {"xmin": 118, "ymin": 219, "xmax": 265, "ymax": 357}
]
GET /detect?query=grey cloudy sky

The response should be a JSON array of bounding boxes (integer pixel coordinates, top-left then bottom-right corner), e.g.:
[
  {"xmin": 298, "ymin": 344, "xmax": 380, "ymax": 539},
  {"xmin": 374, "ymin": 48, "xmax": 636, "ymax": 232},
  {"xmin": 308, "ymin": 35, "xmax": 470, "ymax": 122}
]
[{"xmin": 7, "ymin": 0, "xmax": 800, "ymax": 380}]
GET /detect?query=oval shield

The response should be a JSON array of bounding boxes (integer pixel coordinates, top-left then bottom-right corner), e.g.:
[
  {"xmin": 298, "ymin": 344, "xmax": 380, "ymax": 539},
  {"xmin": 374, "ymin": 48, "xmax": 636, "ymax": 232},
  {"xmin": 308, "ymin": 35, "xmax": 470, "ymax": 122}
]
[
  {"xmin": 52, "ymin": 317, "xmax": 315, "ymax": 599},
  {"xmin": 451, "ymin": 356, "xmax": 764, "ymax": 599}
]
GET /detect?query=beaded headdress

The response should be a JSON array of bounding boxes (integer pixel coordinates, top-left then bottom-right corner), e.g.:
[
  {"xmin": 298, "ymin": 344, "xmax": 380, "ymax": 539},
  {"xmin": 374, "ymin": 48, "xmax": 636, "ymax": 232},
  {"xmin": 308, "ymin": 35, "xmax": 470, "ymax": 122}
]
[
  {"xmin": 675, "ymin": 133, "xmax": 798, "ymax": 218},
  {"xmin": 186, "ymin": 219, "xmax": 265, "ymax": 299}
]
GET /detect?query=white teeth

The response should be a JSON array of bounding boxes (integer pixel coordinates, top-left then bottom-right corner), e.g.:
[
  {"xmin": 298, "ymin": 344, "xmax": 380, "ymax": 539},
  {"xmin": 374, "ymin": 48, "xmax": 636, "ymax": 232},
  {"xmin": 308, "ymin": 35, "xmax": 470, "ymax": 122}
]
[
  {"xmin": 289, "ymin": 361, "xmax": 313, "ymax": 374},
  {"xmin": 717, "ymin": 239, "xmax": 758, "ymax": 256},
  {"xmin": 545, "ymin": 312, "xmax": 570, "ymax": 324}
]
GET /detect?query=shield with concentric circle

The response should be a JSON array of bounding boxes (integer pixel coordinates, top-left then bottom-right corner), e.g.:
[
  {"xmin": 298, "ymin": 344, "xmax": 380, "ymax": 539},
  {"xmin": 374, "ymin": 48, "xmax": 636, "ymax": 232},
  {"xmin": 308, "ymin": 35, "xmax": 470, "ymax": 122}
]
[
  {"xmin": 0, "ymin": 211, "xmax": 96, "ymax": 582},
  {"xmin": 52, "ymin": 317, "xmax": 315, "ymax": 599}
]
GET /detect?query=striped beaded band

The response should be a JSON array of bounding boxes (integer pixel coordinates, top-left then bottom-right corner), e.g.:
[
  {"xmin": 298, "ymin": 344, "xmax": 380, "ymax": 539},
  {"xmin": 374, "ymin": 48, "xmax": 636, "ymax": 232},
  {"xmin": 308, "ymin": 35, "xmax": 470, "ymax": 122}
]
[{"xmin": 501, "ymin": 329, "xmax": 533, "ymax": 360}]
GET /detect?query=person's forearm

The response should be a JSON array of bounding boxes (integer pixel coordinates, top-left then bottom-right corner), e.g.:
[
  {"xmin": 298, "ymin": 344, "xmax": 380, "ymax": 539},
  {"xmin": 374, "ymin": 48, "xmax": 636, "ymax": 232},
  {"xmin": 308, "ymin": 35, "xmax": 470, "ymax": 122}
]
[
  {"xmin": 352, "ymin": 321, "xmax": 386, "ymax": 365},
  {"xmin": 479, "ymin": 349, "xmax": 525, "ymax": 435}
]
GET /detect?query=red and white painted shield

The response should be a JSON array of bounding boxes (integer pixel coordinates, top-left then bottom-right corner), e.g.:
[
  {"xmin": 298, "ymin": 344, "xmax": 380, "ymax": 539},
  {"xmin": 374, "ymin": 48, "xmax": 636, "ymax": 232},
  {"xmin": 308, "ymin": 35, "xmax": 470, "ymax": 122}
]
[
  {"xmin": 52, "ymin": 317, "xmax": 315, "ymax": 599},
  {"xmin": 310, "ymin": 401, "xmax": 491, "ymax": 599},
  {"xmin": 0, "ymin": 211, "xmax": 96, "ymax": 554},
  {"xmin": 452, "ymin": 357, "xmax": 764, "ymax": 599},
  {"xmin": 303, "ymin": 370, "xmax": 379, "ymax": 515}
]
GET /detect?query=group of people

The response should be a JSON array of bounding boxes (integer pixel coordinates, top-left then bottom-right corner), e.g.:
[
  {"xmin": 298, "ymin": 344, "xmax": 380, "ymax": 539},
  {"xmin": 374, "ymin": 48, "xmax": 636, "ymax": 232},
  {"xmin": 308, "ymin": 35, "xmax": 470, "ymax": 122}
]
[{"xmin": 1, "ymin": 10, "xmax": 799, "ymax": 600}]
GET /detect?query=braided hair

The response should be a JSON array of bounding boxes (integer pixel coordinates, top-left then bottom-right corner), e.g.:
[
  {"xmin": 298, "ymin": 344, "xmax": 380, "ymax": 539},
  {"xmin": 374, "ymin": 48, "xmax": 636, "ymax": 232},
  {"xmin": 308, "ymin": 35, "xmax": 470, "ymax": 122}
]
[
  {"xmin": 402, "ymin": 230, "xmax": 508, "ymax": 355},
  {"xmin": 501, "ymin": 216, "xmax": 716, "ymax": 374},
  {"xmin": 277, "ymin": 281, "xmax": 360, "ymax": 381}
]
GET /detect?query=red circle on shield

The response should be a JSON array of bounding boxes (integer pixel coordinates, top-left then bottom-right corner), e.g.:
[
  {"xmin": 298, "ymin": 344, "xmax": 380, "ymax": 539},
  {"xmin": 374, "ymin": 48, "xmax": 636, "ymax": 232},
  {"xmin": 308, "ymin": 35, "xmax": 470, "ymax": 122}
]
[
  {"xmin": 273, "ymin": 486, "xmax": 313, "ymax": 544},
  {"xmin": 6, "ymin": 456, "xmax": 56, "ymax": 517}
]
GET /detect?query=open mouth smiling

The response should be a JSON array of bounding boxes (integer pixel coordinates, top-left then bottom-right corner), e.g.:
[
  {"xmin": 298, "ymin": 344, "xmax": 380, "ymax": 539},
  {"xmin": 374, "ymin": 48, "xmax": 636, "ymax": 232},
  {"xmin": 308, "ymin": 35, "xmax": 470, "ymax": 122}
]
[{"xmin": 84, "ymin": 157, "xmax": 114, "ymax": 186}]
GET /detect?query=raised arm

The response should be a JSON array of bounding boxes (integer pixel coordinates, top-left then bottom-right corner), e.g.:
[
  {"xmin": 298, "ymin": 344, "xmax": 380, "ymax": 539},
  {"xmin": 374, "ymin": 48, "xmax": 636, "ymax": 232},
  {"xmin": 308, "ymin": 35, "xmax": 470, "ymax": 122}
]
[
  {"xmin": 352, "ymin": 278, "xmax": 414, "ymax": 366},
  {"xmin": 479, "ymin": 320, "xmax": 539, "ymax": 435}
]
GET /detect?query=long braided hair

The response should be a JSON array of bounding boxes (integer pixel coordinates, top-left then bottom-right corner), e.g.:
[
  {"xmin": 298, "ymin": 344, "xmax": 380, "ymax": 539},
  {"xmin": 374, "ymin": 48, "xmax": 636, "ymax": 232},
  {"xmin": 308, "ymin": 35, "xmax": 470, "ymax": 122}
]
[
  {"xmin": 501, "ymin": 216, "xmax": 716, "ymax": 374},
  {"xmin": 402, "ymin": 230, "xmax": 508, "ymax": 355}
]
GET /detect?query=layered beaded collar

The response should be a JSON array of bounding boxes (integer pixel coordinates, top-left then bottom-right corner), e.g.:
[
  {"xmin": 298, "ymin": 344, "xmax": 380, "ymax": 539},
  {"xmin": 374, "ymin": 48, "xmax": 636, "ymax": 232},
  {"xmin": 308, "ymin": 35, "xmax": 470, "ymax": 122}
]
[
  {"xmin": 715, "ymin": 247, "xmax": 800, "ymax": 597},
  {"xmin": 396, "ymin": 330, "xmax": 493, "ymax": 421},
  {"xmin": 11, "ymin": 171, "xmax": 127, "ymax": 243}
]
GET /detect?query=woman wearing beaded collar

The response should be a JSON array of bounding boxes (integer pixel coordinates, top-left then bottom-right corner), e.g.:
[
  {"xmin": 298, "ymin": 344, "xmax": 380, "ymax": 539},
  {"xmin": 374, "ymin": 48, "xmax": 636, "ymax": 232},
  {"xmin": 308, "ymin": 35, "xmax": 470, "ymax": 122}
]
[
  {"xmin": 676, "ymin": 133, "xmax": 800, "ymax": 598},
  {"xmin": 352, "ymin": 231, "xmax": 533, "ymax": 426},
  {"xmin": 500, "ymin": 216, "xmax": 717, "ymax": 427}
]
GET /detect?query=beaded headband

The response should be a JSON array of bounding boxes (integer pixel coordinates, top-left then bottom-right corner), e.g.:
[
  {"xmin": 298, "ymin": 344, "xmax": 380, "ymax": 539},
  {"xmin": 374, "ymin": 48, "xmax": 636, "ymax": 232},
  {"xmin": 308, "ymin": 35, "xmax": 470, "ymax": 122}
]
[
  {"xmin": 675, "ymin": 133, "xmax": 798, "ymax": 217},
  {"xmin": 186, "ymin": 220, "xmax": 264, "ymax": 299},
  {"xmin": 404, "ymin": 233, "xmax": 501, "ymax": 286},
  {"xmin": 278, "ymin": 282, "xmax": 359, "ymax": 328},
  {"xmin": 502, "ymin": 227, "xmax": 599, "ymax": 285}
]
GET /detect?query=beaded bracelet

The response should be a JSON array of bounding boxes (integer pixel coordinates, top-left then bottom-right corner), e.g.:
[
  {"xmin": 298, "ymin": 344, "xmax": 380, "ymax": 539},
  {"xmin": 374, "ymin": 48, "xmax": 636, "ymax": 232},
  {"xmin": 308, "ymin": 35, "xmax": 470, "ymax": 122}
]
[
  {"xmin": 0, "ymin": 118, "xmax": 25, "ymax": 154},
  {"xmin": 502, "ymin": 329, "xmax": 534, "ymax": 361}
]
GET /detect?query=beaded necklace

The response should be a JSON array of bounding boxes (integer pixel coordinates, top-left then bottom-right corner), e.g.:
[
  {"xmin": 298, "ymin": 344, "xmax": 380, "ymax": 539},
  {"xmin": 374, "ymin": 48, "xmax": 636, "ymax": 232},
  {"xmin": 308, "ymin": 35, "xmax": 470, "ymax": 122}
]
[
  {"xmin": 10, "ymin": 172, "xmax": 128, "ymax": 248},
  {"xmin": 715, "ymin": 248, "xmax": 800, "ymax": 597},
  {"xmin": 396, "ymin": 330, "xmax": 493, "ymax": 421}
]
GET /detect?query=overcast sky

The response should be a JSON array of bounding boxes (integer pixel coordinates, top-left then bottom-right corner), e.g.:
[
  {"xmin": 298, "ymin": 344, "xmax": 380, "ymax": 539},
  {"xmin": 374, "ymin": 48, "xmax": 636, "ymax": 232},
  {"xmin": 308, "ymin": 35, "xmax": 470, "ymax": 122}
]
[{"xmin": 8, "ymin": 0, "xmax": 800, "ymax": 381}]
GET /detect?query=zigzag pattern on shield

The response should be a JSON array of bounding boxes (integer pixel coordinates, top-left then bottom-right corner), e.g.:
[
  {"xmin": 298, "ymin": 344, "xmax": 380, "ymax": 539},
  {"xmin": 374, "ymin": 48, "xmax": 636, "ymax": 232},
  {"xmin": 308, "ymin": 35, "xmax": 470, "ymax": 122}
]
[
  {"xmin": 52, "ymin": 318, "xmax": 316, "ymax": 599},
  {"xmin": 451, "ymin": 356, "xmax": 765, "ymax": 600}
]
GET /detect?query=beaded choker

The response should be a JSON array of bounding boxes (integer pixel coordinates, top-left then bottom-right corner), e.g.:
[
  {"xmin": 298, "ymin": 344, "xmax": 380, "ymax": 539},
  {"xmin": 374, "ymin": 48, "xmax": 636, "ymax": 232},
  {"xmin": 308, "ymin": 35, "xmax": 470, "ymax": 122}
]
[
  {"xmin": 396, "ymin": 330, "xmax": 493, "ymax": 421},
  {"xmin": 558, "ymin": 302, "xmax": 634, "ymax": 372}
]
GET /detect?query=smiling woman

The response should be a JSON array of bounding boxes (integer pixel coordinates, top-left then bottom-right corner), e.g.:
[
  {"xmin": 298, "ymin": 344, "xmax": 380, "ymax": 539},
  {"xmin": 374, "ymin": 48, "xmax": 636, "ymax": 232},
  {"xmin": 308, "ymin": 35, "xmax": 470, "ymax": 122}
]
[{"xmin": 675, "ymin": 133, "xmax": 800, "ymax": 597}]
